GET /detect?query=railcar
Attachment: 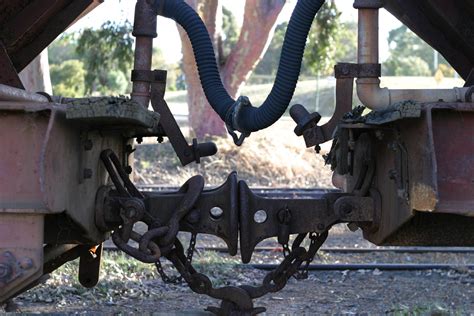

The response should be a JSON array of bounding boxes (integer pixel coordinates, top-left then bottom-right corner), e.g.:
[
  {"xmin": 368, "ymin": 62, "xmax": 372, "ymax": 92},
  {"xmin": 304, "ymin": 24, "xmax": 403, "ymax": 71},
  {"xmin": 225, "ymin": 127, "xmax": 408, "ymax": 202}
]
[{"xmin": 0, "ymin": 0, "xmax": 472, "ymax": 314}]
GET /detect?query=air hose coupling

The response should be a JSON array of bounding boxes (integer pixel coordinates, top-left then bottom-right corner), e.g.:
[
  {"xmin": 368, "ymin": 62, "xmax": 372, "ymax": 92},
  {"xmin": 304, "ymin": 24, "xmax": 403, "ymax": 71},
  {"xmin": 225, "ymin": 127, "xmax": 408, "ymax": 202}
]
[{"xmin": 225, "ymin": 96, "xmax": 252, "ymax": 146}]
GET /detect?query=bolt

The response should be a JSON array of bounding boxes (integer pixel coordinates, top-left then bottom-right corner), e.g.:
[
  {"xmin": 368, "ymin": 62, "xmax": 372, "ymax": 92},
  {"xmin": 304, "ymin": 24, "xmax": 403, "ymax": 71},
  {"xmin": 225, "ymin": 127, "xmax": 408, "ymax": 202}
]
[
  {"xmin": 209, "ymin": 207, "xmax": 224, "ymax": 221},
  {"xmin": 0, "ymin": 263, "xmax": 12, "ymax": 280},
  {"xmin": 341, "ymin": 203, "xmax": 353, "ymax": 215},
  {"xmin": 254, "ymin": 210, "xmax": 267, "ymax": 224},
  {"xmin": 186, "ymin": 209, "xmax": 200, "ymax": 224},
  {"xmin": 277, "ymin": 208, "xmax": 291, "ymax": 224},
  {"xmin": 83, "ymin": 168, "xmax": 93, "ymax": 179},
  {"xmin": 125, "ymin": 207, "xmax": 137, "ymax": 219},
  {"xmin": 388, "ymin": 169, "xmax": 397, "ymax": 180},
  {"xmin": 317, "ymin": 223, "xmax": 325, "ymax": 231},
  {"xmin": 84, "ymin": 139, "xmax": 93, "ymax": 151},
  {"xmin": 19, "ymin": 258, "xmax": 33, "ymax": 270},
  {"xmin": 124, "ymin": 165, "xmax": 133, "ymax": 174},
  {"xmin": 125, "ymin": 144, "xmax": 134, "ymax": 153},
  {"xmin": 375, "ymin": 130, "xmax": 384, "ymax": 140}
]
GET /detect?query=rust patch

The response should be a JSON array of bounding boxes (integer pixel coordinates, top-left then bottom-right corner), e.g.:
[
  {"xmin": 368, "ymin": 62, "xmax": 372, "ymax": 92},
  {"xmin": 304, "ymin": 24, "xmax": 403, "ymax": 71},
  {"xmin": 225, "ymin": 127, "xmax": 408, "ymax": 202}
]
[{"xmin": 411, "ymin": 184, "xmax": 438, "ymax": 211}]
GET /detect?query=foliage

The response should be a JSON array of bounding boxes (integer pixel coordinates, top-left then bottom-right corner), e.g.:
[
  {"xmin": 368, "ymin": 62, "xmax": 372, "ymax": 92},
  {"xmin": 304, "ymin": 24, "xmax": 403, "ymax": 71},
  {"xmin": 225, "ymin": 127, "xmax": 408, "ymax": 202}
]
[
  {"xmin": 152, "ymin": 47, "xmax": 183, "ymax": 91},
  {"xmin": 50, "ymin": 60, "xmax": 86, "ymax": 97},
  {"xmin": 220, "ymin": 6, "xmax": 239, "ymax": 65},
  {"xmin": 333, "ymin": 21, "xmax": 357, "ymax": 64},
  {"xmin": 48, "ymin": 34, "xmax": 79, "ymax": 65},
  {"xmin": 383, "ymin": 25, "xmax": 455, "ymax": 77},
  {"xmin": 254, "ymin": 1, "xmax": 353, "ymax": 77},
  {"xmin": 384, "ymin": 56, "xmax": 431, "ymax": 77},
  {"xmin": 253, "ymin": 22, "xmax": 287, "ymax": 76},
  {"xmin": 304, "ymin": 0, "xmax": 341, "ymax": 75},
  {"xmin": 76, "ymin": 20, "xmax": 134, "ymax": 94}
]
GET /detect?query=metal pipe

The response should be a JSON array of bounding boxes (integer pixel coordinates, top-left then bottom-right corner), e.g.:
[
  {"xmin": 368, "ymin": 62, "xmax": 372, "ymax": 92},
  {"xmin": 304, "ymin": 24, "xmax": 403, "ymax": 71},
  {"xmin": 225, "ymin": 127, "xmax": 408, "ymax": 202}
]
[
  {"xmin": 131, "ymin": 0, "xmax": 157, "ymax": 108},
  {"xmin": 0, "ymin": 84, "xmax": 49, "ymax": 103},
  {"xmin": 355, "ymin": 2, "xmax": 470, "ymax": 110}
]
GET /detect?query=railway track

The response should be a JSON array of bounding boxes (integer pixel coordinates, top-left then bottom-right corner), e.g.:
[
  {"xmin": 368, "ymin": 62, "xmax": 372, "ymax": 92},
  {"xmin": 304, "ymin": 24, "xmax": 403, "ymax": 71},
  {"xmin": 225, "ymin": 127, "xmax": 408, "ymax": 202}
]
[
  {"xmin": 137, "ymin": 185, "xmax": 339, "ymax": 198},
  {"xmin": 249, "ymin": 263, "xmax": 474, "ymax": 271}
]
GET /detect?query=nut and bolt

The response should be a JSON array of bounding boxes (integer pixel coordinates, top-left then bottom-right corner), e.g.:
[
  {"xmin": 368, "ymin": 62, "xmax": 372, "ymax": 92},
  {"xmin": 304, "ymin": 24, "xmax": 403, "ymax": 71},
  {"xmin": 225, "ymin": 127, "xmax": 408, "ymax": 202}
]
[
  {"xmin": 209, "ymin": 207, "xmax": 224, "ymax": 221},
  {"xmin": 124, "ymin": 165, "xmax": 133, "ymax": 174},
  {"xmin": 0, "ymin": 263, "xmax": 12, "ymax": 280},
  {"xmin": 341, "ymin": 203, "xmax": 353, "ymax": 215},
  {"xmin": 19, "ymin": 258, "xmax": 33, "ymax": 270},
  {"xmin": 254, "ymin": 210, "xmax": 267, "ymax": 224},
  {"xmin": 185, "ymin": 209, "xmax": 200, "ymax": 224},
  {"xmin": 83, "ymin": 168, "xmax": 93, "ymax": 179},
  {"xmin": 84, "ymin": 139, "xmax": 93, "ymax": 151}
]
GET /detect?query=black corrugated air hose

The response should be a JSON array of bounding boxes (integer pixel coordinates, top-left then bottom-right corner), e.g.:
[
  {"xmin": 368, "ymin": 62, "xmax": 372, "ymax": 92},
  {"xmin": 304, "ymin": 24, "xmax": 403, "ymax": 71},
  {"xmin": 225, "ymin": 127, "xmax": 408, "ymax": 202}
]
[{"xmin": 155, "ymin": 0, "xmax": 325, "ymax": 144}]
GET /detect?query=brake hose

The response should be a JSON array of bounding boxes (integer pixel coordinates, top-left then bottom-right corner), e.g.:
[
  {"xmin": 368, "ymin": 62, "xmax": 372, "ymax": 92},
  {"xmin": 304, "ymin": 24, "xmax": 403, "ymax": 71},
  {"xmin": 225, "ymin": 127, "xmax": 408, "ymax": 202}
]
[{"xmin": 155, "ymin": 0, "xmax": 325, "ymax": 144}]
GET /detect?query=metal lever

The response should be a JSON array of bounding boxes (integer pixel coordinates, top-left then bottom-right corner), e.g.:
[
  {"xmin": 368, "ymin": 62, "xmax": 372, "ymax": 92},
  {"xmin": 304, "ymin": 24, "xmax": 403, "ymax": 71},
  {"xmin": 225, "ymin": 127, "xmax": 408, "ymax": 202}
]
[{"xmin": 150, "ymin": 69, "xmax": 217, "ymax": 166}]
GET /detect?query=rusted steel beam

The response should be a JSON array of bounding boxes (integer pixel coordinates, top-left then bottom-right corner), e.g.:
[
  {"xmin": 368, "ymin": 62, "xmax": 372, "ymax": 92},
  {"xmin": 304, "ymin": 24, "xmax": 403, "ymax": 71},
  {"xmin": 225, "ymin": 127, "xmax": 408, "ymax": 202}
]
[
  {"xmin": 1, "ymin": 0, "xmax": 62, "ymax": 50},
  {"xmin": 9, "ymin": 0, "xmax": 95, "ymax": 72}
]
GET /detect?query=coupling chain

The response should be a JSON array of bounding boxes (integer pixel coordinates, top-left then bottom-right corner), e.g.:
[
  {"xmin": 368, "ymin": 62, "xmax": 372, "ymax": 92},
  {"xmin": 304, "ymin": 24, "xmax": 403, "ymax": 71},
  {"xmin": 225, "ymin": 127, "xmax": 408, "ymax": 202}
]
[
  {"xmin": 163, "ymin": 230, "xmax": 329, "ymax": 314},
  {"xmin": 155, "ymin": 232, "xmax": 197, "ymax": 284},
  {"xmin": 100, "ymin": 149, "xmax": 204, "ymax": 264}
]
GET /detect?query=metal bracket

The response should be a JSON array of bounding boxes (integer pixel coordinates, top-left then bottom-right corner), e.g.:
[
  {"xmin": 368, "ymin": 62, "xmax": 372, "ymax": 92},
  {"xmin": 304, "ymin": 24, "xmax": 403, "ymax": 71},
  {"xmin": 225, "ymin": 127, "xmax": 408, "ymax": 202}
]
[
  {"xmin": 97, "ymin": 173, "xmax": 375, "ymax": 263},
  {"xmin": 292, "ymin": 63, "xmax": 383, "ymax": 149},
  {"xmin": 150, "ymin": 70, "xmax": 217, "ymax": 165}
]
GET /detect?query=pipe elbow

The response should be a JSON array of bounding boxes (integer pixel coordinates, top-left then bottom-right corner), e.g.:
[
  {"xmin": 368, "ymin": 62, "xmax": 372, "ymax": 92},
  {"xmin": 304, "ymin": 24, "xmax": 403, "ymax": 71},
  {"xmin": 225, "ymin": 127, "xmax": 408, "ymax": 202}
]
[{"xmin": 356, "ymin": 78, "xmax": 390, "ymax": 109}]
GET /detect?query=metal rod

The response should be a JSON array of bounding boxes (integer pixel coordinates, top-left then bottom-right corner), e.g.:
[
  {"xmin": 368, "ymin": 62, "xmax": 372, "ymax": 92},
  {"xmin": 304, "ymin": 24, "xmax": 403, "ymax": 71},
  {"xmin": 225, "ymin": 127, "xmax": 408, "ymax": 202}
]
[{"xmin": 0, "ymin": 84, "xmax": 48, "ymax": 103}]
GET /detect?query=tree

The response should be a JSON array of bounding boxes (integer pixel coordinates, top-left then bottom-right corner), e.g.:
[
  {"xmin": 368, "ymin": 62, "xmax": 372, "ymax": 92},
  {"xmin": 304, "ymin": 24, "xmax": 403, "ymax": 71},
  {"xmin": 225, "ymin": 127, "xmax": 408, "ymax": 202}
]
[
  {"xmin": 304, "ymin": 0, "xmax": 341, "ymax": 76},
  {"xmin": 50, "ymin": 59, "xmax": 86, "ymax": 97},
  {"xmin": 19, "ymin": 50, "xmax": 52, "ymax": 94},
  {"xmin": 254, "ymin": 2, "xmax": 352, "ymax": 78},
  {"xmin": 384, "ymin": 56, "xmax": 431, "ymax": 77},
  {"xmin": 178, "ymin": 0, "xmax": 285, "ymax": 138},
  {"xmin": 253, "ymin": 22, "xmax": 287, "ymax": 76},
  {"xmin": 76, "ymin": 21, "xmax": 134, "ymax": 95},
  {"xmin": 383, "ymin": 25, "xmax": 455, "ymax": 77}
]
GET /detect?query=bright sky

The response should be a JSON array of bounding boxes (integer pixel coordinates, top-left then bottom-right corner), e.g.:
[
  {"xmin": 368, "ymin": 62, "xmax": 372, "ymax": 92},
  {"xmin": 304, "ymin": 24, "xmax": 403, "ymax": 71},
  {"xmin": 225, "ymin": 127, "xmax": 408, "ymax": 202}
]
[{"xmin": 69, "ymin": 0, "xmax": 402, "ymax": 63}]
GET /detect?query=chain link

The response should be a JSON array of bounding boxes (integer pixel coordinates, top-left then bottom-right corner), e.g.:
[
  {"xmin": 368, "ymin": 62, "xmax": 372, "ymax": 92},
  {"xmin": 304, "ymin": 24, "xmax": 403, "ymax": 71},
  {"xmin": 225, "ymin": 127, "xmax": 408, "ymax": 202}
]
[
  {"xmin": 101, "ymin": 149, "xmax": 331, "ymax": 314},
  {"xmin": 155, "ymin": 232, "xmax": 197, "ymax": 284}
]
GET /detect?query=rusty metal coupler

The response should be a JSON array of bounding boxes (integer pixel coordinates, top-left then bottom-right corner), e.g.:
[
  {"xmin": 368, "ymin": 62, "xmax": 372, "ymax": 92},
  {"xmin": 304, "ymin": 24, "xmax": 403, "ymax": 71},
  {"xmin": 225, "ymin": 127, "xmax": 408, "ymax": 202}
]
[{"xmin": 95, "ymin": 149, "xmax": 375, "ymax": 315}]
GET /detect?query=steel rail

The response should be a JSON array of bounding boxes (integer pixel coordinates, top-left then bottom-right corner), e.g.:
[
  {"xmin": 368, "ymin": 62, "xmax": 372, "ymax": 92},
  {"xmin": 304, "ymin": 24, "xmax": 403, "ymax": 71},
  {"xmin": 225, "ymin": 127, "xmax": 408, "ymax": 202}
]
[
  {"xmin": 136, "ymin": 185, "xmax": 339, "ymax": 200},
  {"xmin": 248, "ymin": 263, "xmax": 474, "ymax": 271},
  {"xmin": 191, "ymin": 246, "xmax": 474, "ymax": 254}
]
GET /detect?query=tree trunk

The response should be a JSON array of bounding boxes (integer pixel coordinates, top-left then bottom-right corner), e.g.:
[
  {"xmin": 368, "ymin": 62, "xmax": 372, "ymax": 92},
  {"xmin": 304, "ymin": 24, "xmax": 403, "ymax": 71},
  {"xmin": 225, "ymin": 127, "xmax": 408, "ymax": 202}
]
[
  {"xmin": 179, "ymin": 0, "xmax": 285, "ymax": 139},
  {"xmin": 19, "ymin": 49, "xmax": 52, "ymax": 94},
  {"xmin": 222, "ymin": 0, "xmax": 285, "ymax": 97},
  {"xmin": 179, "ymin": 0, "xmax": 226, "ymax": 138}
]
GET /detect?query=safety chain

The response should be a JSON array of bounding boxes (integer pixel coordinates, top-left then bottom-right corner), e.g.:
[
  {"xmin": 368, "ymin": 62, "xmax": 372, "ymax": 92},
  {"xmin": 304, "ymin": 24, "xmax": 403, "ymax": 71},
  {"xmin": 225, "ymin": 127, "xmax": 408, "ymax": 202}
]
[
  {"xmin": 155, "ymin": 232, "xmax": 197, "ymax": 284},
  {"xmin": 100, "ymin": 149, "xmax": 204, "ymax": 264},
  {"xmin": 164, "ymin": 230, "xmax": 329, "ymax": 315},
  {"xmin": 100, "ymin": 149, "xmax": 329, "ymax": 314}
]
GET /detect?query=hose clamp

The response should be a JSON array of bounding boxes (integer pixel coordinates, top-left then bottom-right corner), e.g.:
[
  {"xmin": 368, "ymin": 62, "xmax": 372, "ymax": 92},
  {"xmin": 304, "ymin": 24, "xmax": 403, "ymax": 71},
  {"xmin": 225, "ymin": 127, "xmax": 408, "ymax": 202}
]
[{"xmin": 225, "ymin": 96, "xmax": 251, "ymax": 146}]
